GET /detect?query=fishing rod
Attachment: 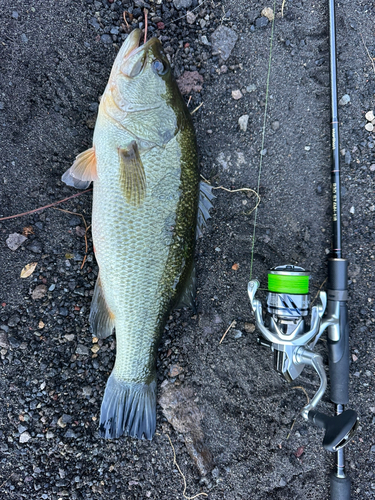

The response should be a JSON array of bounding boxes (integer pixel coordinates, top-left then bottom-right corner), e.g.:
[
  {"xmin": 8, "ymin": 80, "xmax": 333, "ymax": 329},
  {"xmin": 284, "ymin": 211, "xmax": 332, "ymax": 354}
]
[{"xmin": 247, "ymin": 1, "xmax": 358, "ymax": 498}]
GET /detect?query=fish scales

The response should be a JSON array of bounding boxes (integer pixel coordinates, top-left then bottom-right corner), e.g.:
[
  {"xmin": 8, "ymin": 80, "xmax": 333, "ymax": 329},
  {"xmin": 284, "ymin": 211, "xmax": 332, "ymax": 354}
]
[{"xmin": 62, "ymin": 29, "xmax": 203, "ymax": 439}]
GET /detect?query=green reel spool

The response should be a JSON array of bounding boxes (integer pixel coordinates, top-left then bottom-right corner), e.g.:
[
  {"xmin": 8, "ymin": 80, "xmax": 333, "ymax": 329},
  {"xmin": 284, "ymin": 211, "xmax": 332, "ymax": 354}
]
[{"xmin": 268, "ymin": 266, "xmax": 310, "ymax": 295}]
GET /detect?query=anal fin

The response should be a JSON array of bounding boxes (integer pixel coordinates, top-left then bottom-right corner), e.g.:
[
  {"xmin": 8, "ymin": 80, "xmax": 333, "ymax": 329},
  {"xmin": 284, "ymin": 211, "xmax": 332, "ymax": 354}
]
[{"xmin": 89, "ymin": 275, "xmax": 115, "ymax": 339}]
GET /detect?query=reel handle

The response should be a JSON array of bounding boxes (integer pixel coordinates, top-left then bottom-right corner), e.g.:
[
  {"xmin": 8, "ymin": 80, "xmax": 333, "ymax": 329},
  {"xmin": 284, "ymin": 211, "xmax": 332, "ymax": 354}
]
[
  {"xmin": 308, "ymin": 409, "xmax": 358, "ymax": 452},
  {"xmin": 330, "ymin": 472, "xmax": 351, "ymax": 500}
]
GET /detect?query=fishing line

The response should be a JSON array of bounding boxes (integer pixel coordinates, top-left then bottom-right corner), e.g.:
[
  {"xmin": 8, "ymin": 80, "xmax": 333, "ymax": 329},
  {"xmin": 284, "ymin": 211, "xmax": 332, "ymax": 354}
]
[{"xmin": 249, "ymin": 0, "xmax": 277, "ymax": 280}]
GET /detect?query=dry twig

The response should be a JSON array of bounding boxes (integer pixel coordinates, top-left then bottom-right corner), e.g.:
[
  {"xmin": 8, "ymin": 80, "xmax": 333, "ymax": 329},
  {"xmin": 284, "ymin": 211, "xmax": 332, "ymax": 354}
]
[
  {"xmin": 360, "ymin": 32, "xmax": 375, "ymax": 75},
  {"xmin": 219, "ymin": 320, "xmax": 236, "ymax": 345}
]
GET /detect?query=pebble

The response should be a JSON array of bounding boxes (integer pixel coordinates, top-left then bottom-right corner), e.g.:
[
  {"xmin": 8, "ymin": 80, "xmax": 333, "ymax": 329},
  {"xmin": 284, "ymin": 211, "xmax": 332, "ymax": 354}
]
[
  {"xmin": 19, "ymin": 432, "xmax": 31, "ymax": 443},
  {"xmin": 46, "ymin": 431, "xmax": 54, "ymax": 440},
  {"xmin": 69, "ymin": 215, "xmax": 81, "ymax": 226},
  {"xmin": 365, "ymin": 123, "xmax": 374, "ymax": 132},
  {"xmin": 32, "ymin": 285, "xmax": 47, "ymax": 300},
  {"xmin": 261, "ymin": 7, "xmax": 274, "ymax": 21},
  {"xmin": 232, "ymin": 89, "xmax": 243, "ymax": 100},
  {"xmin": 233, "ymin": 330, "xmax": 242, "ymax": 339},
  {"xmin": 101, "ymin": 34, "xmax": 112, "ymax": 44},
  {"xmin": 211, "ymin": 26, "xmax": 238, "ymax": 61},
  {"xmin": 0, "ymin": 102, "xmax": 4, "ymax": 110},
  {"xmin": 279, "ymin": 478, "xmax": 287, "ymax": 487},
  {"xmin": 339, "ymin": 94, "xmax": 350, "ymax": 105},
  {"xmin": 349, "ymin": 206, "xmax": 355, "ymax": 214},
  {"xmin": 345, "ymin": 150, "xmax": 351, "ymax": 164},
  {"xmin": 169, "ymin": 364, "xmax": 184, "ymax": 377},
  {"xmin": 238, "ymin": 114, "xmax": 249, "ymax": 132},
  {"xmin": 0, "ymin": 332, "xmax": 9, "ymax": 348},
  {"xmin": 8, "ymin": 315, "xmax": 20, "ymax": 327},
  {"xmin": 200, "ymin": 35, "xmax": 210, "ymax": 46},
  {"xmin": 365, "ymin": 110, "xmax": 374, "ymax": 121},
  {"xmin": 20, "ymin": 33, "xmax": 28, "ymax": 44},
  {"xmin": 82, "ymin": 386, "xmax": 92, "ymax": 396},
  {"xmin": 246, "ymin": 84, "xmax": 257, "ymax": 92},
  {"xmin": 64, "ymin": 429, "xmax": 77, "ymax": 439},
  {"xmin": 173, "ymin": 0, "xmax": 193, "ymax": 9},
  {"xmin": 260, "ymin": 148, "xmax": 267, "ymax": 156},
  {"xmin": 271, "ymin": 120, "xmax": 280, "ymax": 131},
  {"xmin": 48, "ymin": 284, "xmax": 56, "ymax": 291},
  {"xmin": 244, "ymin": 322, "xmax": 255, "ymax": 333},
  {"xmin": 6, "ymin": 233, "xmax": 27, "ymax": 251},
  {"xmin": 255, "ymin": 17, "xmax": 269, "ymax": 28},
  {"xmin": 89, "ymin": 17, "xmax": 100, "ymax": 30},
  {"xmin": 28, "ymin": 241, "xmax": 42, "ymax": 253},
  {"xmin": 76, "ymin": 344, "xmax": 89, "ymax": 355},
  {"xmin": 12, "ymin": 11, "xmax": 19, "ymax": 19},
  {"xmin": 186, "ymin": 11, "xmax": 196, "ymax": 24}
]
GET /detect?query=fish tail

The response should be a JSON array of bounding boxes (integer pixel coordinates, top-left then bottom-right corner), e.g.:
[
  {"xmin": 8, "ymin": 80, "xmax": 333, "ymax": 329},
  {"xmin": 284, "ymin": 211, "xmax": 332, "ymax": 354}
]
[{"xmin": 99, "ymin": 373, "xmax": 156, "ymax": 440}]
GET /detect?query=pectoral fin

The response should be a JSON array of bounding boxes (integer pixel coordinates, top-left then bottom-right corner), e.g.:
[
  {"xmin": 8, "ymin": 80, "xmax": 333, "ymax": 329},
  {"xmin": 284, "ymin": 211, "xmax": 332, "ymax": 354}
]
[
  {"xmin": 119, "ymin": 141, "xmax": 146, "ymax": 206},
  {"xmin": 61, "ymin": 147, "xmax": 98, "ymax": 189}
]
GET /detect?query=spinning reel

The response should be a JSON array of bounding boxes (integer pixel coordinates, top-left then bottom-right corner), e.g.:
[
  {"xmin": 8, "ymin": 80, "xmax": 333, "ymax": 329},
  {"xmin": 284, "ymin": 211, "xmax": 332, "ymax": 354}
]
[{"xmin": 248, "ymin": 265, "xmax": 358, "ymax": 452}]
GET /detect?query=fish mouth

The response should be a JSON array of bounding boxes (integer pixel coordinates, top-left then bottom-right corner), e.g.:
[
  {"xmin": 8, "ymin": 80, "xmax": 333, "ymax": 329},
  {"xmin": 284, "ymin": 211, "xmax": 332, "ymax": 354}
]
[{"xmin": 120, "ymin": 29, "xmax": 162, "ymax": 78}]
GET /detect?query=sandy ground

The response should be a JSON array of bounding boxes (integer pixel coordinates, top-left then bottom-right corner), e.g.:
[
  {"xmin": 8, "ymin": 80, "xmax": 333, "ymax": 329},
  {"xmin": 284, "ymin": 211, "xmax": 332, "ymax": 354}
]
[{"xmin": 0, "ymin": 0, "xmax": 374, "ymax": 499}]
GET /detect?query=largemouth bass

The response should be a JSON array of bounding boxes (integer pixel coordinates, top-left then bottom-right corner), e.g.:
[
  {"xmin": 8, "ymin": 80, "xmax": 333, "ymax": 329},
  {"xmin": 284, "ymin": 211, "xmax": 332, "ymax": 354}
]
[{"xmin": 62, "ymin": 29, "xmax": 212, "ymax": 439}]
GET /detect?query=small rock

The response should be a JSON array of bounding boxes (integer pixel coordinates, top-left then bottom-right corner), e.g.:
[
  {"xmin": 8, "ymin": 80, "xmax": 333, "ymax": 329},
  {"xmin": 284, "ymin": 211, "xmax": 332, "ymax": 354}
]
[
  {"xmin": 200, "ymin": 35, "xmax": 210, "ymax": 46},
  {"xmin": 271, "ymin": 121, "xmax": 280, "ymax": 131},
  {"xmin": 82, "ymin": 386, "xmax": 92, "ymax": 396},
  {"xmin": 349, "ymin": 206, "xmax": 355, "ymax": 214},
  {"xmin": 279, "ymin": 478, "xmax": 287, "ymax": 487},
  {"xmin": 261, "ymin": 7, "xmax": 274, "ymax": 21},
  {"xmin": 18, "ymin": 425, "xmax": 27, "ymax": 434},
  {"xmin": 238, "ymin": 114, "xmax": 249, "ymax": 132},
  {"xmin": 12, "ymin": 11, "xmax": 19, "ymax": 19},
  {"xmin": 64, "ymin": 334, "xmax": 75, "ymax": 341},
  {"xmin": 76, "ymin": 344, "xmax": 89, "ymax": 355},
  {"xmin": 64, "ymin": 429, "xmax": 77, "ymax": 439},
  {"xmin": 173, "ymin": 0, "xmax": 192, "ymax": 9},
  {"xmin": 231, "ymin": 89, "xmax": 243, "ymax": 100},
  {"xmin": 19, "ymin": 432, "xmax": 31, "ymax": 443},
  {"xmin": 339, "ymin": 94, "xmax": 350, "ymax": 105},
  {"xmin": 6, "ymin": 233, "xmax": 27, "ymax": 251},
  {"xmin": 101, "ymin": 34, "xmax": 112, "ymax": 44},
  {"xmin": 46, "ymin": 431, "xmax": 54, "ymax": 440},
  {"xmin": 365, "ymin": 123, "xmax": 374, "ymax": 132},
  {"xmin": 20, "ymin": 33, "xmax": 28, "ymax": 43},
  {"xmin": 28, "ymin": 241, "xmax": 42, "ymax": 253},
  {"xmin": 233, "ymin": 330, "xmax": 242, "ymax": 339},
  {"xmin": 176, "ymin": 71, "xmax": 204, "ymax": 95},
  {"xmin": 0, "ymin": 102, "xmax": 4, "ymax": 110},
  {"xmin": 0, "ymin": 332, "xmax": 9, "ymax": 348},
  {"xmin": 244, "ymin": 322, "xmax": 255, "ymax": 333},
  {"xmin": 255, "ymin": 17, "xmax": 269, "ymax": 28},
  {"xmin": 211, "ymin": 26, "xmax": 238, "ymax": 61},
  {"xmin": 246, "ymin": 84, "xmax": 257, "ymax": 93},
  {"xmin": 8, "ymin": 315, "xmax": 20, "ymax": 327},
  {"xmin": 69, "ymin": 216, "xmax": 81, "ymax": 226},
  {"xmin": 110, "ymin": 27, "xmax": 119, "ymax": 35},
  {"xmin": 344, "ymin": 150, "xmax": 351, "ymax": 164},
  {"xmin": 304, "ymin": 146, "xmax": 311, "ymax": 151},
  {"xmin": 169, "ymin": 364, "xmax": 184, "ymax": 377},
  {"xmin": 186, "ymin": 11, "xmax": 196, "ymax": 24},
  {"xmin": 32, "ymin": 285, "xmax": 47, "ymax": 300},
  {"xmin": 260, "ymin": 148, "xmax": 267, "ymax": 156},
  {"xmin": 89, "ymin": 17, "xmax": 100, "ymax": 30},
  {"xmin": 365, "ymin": 110, "xmax": 374, "ymax": 121}
]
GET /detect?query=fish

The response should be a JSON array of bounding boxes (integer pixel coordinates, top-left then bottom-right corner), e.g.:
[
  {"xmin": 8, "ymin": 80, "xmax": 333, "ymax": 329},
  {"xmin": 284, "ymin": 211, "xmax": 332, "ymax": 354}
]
[{"xmin": 61, "ymin": 29, "xmax": 213, "ymax": 439}]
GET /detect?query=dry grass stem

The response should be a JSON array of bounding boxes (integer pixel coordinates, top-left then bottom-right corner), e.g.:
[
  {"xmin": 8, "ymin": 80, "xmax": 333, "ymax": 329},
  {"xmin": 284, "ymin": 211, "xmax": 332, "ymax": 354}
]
[
  {"xmin": 311, "ymin": 278, "xmax": 327, "ymax": 307},
  {"xmin": 287, "ymin": 386, "xmax": 310, "ymax": 439},
  {"xmin": 219, "ymin": 319, "xmax": 236, "ymax": 345},
  {"xmin": 360, "ymin": 33, "xmax": 375, "ymax": 75},
  {"xmin": 191, "ymin": 102, "xmax": 203, "ymax": 115},
  {"xmin": 166, "ymin": 435, "xmax": 208, "ymax": 500}
]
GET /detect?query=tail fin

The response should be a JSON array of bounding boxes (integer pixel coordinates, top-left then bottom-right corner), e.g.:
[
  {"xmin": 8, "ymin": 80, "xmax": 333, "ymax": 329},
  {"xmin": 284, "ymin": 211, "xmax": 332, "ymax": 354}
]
[{"xmin": 99, "ymin": 373, "xmax": 156, "ymax": 440}]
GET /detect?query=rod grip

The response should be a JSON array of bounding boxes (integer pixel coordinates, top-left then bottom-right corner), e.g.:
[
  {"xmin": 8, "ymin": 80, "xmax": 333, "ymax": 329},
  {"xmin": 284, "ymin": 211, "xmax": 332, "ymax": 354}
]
[
  {"xmin": 327, "ymin": 259, "xmax": 350, "ymax": 405},
  {"xmin": 328, "ymin": 301, "xmax": 349, "ymax": 404},
  {"xmin": 330, "ymin": 472, "xmax": 351, "ymax": 500}
]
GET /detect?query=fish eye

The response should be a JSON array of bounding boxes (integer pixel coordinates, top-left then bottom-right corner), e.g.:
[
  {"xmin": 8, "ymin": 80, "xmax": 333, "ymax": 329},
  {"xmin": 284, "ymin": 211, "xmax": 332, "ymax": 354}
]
[{"xmin": 152, "ymin": 59, "xmax": 167, "ymax": 75}]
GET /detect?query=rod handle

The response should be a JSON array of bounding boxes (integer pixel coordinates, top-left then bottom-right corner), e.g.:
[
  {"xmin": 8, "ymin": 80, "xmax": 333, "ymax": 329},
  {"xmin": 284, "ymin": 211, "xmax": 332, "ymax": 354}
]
[
  {"xmin": 328, "ymin": 301, "xmax": 350, "ymax": 404},
  {"xmin": 330, "ymin": 472, "xmax": 351, "ymax": 500}
]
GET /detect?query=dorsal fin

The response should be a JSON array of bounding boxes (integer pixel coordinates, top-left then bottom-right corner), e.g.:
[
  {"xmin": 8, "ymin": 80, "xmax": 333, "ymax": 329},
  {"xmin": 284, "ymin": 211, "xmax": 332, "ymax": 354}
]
[
  {"xmin": 61, "ymin": 147, "xmax": 98, "ymax": 189},
  {"xmin": 118, "ymin": 141, "xmax": 146, "ymax": 206}
]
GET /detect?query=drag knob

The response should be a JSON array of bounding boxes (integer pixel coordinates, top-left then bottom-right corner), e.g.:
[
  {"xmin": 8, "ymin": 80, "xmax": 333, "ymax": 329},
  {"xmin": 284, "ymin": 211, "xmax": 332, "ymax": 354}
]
[{"xmin": 308, "ymin": 409, "xmax": 359, "ymax": 452}]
